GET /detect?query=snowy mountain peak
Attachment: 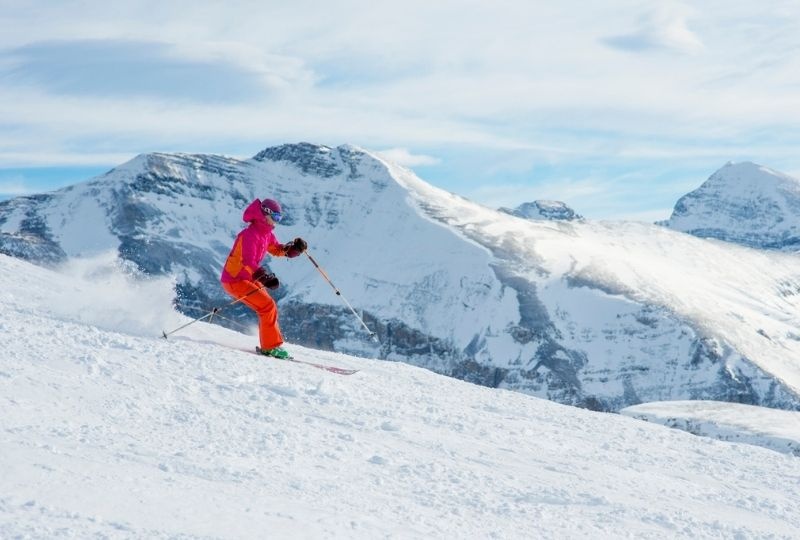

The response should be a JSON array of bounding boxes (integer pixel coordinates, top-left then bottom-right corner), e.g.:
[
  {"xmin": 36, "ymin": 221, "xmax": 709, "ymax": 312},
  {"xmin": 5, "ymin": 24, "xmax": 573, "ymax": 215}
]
[
  {"xmin": 499, "ymin": 200, "xmax": 582, "ymax": 221},
  {"xmin": 662, "ymin": 161, "xmax": 800, "ymax": 250},
  {"xmin": 252, "ymin": 142, "xmax": 353, "ymax": 178},
  {"xmin": 253, "ymin": 141, "xmax": 333, "ymax": 161},
  {"xmin": 706, "ymin": 161, "xmax": 797, "ymax": 189}
]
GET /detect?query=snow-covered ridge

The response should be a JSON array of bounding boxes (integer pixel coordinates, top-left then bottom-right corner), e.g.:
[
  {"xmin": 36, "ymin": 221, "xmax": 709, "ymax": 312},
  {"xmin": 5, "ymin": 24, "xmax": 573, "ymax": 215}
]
[
  {"xmin": 2, "ymin": 253, "xmax": 800, "ymax": 539},
  {"xmin": 622, "ymin": 401, "xmax": 800, "ymax": 456},
  {"xmin": 2, "ymin": 145, "xmax": 800, "ymax": 413},
  {"xmin": 662, "ymin": 161, "xmax": 800, "ymax": 250}
]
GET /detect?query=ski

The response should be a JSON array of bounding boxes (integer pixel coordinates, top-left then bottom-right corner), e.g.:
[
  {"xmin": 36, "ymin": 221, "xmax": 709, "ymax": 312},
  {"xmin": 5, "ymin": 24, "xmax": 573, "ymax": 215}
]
[
  {"xmin": 254, "ymin": 347, "xmax": 358, "ymax": 375},
  {"xmin": 287, "ymin": 358, "xmax": 359, "ymax": 376}
]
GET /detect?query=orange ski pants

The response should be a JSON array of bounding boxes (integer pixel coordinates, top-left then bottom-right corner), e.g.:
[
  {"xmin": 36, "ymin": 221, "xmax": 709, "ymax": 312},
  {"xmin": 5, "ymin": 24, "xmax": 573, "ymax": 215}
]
[{"xmin": 221, "ymin": 280, "xmax": 284, "ymax": 350}]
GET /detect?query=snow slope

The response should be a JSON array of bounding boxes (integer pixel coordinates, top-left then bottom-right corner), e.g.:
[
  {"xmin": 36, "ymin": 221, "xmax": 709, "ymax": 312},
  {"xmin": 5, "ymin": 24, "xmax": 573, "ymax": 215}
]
[
  {"xmin": 2, "ymin": 254, "xmax": 800, "ymax": 539},
  {"xmin": 621, "ymin": 401, "xmax": 800, "ymax": 457}
]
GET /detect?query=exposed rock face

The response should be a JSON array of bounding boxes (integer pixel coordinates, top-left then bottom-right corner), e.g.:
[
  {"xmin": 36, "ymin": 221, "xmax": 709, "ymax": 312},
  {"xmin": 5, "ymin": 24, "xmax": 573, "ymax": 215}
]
[
  {"xmin": 499, "ymin": 200, "xmax": 583, "ymax": 222},
  {"xmin": 0, "ymin": 194, "xmax": 67, "ymax": 264},
  {"xmin": 661, "ymin": 161, "xmax": 800, "ymax": 250},
  {"xmin": 1, "ymin": 146, "xmax": 799, "ymax": 412}
]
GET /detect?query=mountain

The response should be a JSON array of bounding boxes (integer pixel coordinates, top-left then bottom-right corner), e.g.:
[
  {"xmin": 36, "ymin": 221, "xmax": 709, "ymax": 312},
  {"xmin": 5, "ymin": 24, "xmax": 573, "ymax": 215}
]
[
  {"xmin": 2, "ymin": 144, "xmax": 800, "ymax": 412},
  {"xmin": 2, "ymin": 253, "xmax": 800, "ymax": 539},
  {"xmin": 499, "ymin": 200, "xmax": 582, "ymax": 221},
  {"xmin": 661, "ymin": 161, "xmax": 800, "ymax": 250}
]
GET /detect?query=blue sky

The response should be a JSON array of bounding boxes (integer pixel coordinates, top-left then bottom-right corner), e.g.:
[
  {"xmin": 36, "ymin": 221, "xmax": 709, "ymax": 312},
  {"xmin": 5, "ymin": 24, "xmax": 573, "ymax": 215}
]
[{"xmin": 2, "ymin": 1, "xmax": 800, "ymax": 220}]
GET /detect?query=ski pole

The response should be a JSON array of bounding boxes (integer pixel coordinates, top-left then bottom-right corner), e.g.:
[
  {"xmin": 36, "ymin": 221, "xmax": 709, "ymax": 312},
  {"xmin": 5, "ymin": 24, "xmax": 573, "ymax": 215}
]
[
  {"xmin": 161, "ymin": 284, "xmax": 266, "ymax": 339},
  {"xmin": 305, "ymin": 251, "xmax": 377, "ymax": 341}
]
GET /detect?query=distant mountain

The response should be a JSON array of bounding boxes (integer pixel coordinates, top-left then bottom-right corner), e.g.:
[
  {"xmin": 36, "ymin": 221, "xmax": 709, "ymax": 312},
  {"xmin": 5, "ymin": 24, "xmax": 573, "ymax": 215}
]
[
  {"xmin": 499, "ymin": 200, "xmax": 582, "ymax": 221},
  {"xmin": 661, "ymin": 161, "xmax": 800, "ymax": 250},
  {"xmin": 2, "ymin": 145, "xmax": 800, "ymax": 412}
]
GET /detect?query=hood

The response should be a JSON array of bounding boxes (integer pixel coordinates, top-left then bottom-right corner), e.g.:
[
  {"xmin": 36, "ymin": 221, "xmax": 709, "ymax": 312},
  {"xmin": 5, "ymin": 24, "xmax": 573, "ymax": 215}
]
[{"xmin": 242, "ymin": 199, "xmax": 267, "ymax": 224}]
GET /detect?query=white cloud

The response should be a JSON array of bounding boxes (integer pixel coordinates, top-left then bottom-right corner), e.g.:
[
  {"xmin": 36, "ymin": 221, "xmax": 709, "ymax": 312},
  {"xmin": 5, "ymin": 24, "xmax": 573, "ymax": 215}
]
[
  {"xmin": 0, "ymin": 2, "xmax": 796, "ymax": 144},
  {"xmin": 604, "ymin": 4, "xmax": 704, "ymax": 54},
  {"xmin": 0, "ymin": 39, "xmax": 287, "ymax": 103},
  {"xmin": 657, "ymin": 8, "xmax": 704, "ymax": 53},
  {"xmin": 0, "ymin": 151, "xmax": 134, "ymax": 168},
  {"xmin": 376, "ymin": 148, "xmax": 440, "ymax": 167}
]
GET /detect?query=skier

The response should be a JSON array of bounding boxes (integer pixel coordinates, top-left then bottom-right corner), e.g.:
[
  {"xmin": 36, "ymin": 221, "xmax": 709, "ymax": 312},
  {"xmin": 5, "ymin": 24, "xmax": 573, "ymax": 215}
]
[{"xmin": 220, "ymin": 198, "xmax": 307, "ymax": 359}]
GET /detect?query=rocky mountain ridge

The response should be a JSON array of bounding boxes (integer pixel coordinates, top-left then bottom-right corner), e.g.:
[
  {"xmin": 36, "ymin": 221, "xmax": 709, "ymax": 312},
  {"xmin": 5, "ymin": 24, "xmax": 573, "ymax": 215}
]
[{"xmin": 499, "ymin": 200, "xmax": 582, "ymax": 221}]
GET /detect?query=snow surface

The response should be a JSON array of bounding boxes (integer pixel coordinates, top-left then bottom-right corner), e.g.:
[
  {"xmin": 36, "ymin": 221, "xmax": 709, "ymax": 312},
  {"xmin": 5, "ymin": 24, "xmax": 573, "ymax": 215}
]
[
  {"xmin": 2, "ymin": 253, "xmax": 800, "ymax": 539},
  {"xmin": 621, "ymin": 401, "xmax": 800, "ymax": 457}
]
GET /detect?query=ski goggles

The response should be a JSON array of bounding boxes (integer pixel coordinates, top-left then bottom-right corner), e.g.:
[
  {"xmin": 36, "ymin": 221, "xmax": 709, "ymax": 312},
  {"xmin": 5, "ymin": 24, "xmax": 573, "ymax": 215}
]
[
  {"xmin": 264, "ymin": 209, "xmax": 282, "ymax": 222},
  {"xmin": 261, "ymin": 200, "xmax": 284, "ymax": 222}
]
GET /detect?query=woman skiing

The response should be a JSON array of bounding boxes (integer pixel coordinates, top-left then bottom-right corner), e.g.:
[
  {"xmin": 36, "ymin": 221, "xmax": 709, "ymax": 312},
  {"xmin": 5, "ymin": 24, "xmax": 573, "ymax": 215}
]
[{"xmin": 220, "ymin": 197, "xmax": 307, "ymax": 359}]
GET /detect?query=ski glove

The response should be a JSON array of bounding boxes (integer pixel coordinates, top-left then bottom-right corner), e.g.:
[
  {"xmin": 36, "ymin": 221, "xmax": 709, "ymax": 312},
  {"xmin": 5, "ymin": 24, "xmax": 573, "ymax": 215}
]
[
  {"xmin": 283, "ymin": 237, "xmax": 307, "ymax": 258},
  {"xmin": 252, "ymin": 267, "xmax": 280, "ymax": 289}
]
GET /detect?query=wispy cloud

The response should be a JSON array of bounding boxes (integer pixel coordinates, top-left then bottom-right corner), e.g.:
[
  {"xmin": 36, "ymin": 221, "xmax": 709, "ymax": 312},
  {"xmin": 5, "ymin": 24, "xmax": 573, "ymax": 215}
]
[
  {"xmin": 0, "ymin": 39, "xmax": 286, "ymax": 103},
  {"xmin": 0, "ymin": 150, "xmax": 135, "ymax": 167},
  {"xmin": 603, "ymin": 4, "xmax": 704, "ymax": 54},
  {"xmin": 376, "ymin": 148, "xmax": 441, "ymax": 167}
]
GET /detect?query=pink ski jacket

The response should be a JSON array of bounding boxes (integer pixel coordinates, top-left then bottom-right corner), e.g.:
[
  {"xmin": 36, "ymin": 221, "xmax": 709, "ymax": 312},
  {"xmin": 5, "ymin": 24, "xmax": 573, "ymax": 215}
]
[{"xmin": 220, "ymin": 199, "xmax": 286, "ymax": 283}]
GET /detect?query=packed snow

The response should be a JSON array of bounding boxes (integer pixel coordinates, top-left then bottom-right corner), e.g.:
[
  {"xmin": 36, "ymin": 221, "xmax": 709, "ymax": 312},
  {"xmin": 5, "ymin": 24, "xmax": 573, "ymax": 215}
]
[
  {"xmin": 2, "ymin": 253, "xmax": 800, "ymax": 539},
  {"xmin": 621, "ymin": 401, "xmax": 800, "ymax": 457}
]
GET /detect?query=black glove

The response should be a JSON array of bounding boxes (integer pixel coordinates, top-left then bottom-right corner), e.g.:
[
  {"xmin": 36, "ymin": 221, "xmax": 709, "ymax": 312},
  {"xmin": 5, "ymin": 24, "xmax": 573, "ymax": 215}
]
[
  {"xmin": 293, "ymin": 237, "xmax": 308, "ymax": 251},
  {"xmin": 252, "ymin": 267, "xmax": 280, "ymax": 289},
  {"xmin": 284, "ymin": 237, "xmax": 307, "ymax": 258}
]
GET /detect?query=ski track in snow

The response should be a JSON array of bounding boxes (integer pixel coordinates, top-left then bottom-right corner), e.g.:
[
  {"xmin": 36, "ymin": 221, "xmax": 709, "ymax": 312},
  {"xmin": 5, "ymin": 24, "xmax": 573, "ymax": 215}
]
[{"xmin": 2, "ymin": 254, "xmax": 800, "ymax": 539}]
